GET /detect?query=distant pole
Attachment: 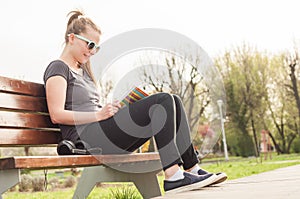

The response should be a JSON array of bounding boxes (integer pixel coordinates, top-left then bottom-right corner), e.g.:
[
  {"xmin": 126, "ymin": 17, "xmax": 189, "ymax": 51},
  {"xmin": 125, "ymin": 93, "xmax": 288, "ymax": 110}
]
[{"xmin": 217, "ymin": 100, "xmax": 229, "ymax": 161}]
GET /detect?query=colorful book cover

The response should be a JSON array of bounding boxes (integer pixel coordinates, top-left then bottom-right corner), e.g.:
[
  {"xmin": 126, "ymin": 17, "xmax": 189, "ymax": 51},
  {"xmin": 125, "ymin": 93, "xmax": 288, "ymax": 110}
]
[{"xmin": 120, "ymin": 87, "xmax": 149, "ymax": 107}]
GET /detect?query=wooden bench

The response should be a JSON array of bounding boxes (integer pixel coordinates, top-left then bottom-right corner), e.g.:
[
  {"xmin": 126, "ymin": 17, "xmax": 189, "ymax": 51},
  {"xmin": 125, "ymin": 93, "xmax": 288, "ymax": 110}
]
[{"xmin": 0, "ymin": 75, "xmax": 162, "ymax": 199}]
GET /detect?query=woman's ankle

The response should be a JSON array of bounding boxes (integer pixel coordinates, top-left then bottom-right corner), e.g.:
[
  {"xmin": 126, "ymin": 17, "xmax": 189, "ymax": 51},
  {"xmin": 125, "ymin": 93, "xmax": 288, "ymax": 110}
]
[
  {"xmin": 164, "ymin": 164, "xmax": 181, "ymax": 180},
  {"xmin": 185, "ymin": 164, "xmax": 200, "ymax": 174}
]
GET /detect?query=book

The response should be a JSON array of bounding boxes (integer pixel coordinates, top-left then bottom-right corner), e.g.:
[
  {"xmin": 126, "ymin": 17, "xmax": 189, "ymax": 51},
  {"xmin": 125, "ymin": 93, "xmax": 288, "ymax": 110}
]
[{"xmin": 120, "ymin": 87, "xmax": 149, "ymax": 107}]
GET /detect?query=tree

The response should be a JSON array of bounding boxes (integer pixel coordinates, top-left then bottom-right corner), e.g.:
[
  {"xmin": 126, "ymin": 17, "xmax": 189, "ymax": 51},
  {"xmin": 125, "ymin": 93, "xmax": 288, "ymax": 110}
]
[
  {"xmin": 139, "ymin": 50, "xmax": 218, "ymax": 152},
  {"xmin": 216, "ymin": 44, "xmax": 269, "ymax": 157},
  {"xmin": 285, "ymin": 48, "xmax": 300, "ymax": 135},
  {"xmin": 259, "ymin": 52, "xmax": 299, "ymax": 154}
]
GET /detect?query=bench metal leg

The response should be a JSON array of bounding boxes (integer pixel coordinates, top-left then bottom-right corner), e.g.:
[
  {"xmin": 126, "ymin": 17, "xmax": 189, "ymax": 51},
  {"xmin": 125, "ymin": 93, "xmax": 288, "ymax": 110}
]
[
  {"xmin": 0, "ymin": 169, "xmax": 20, "ymax": 197},
  {"xmin": 131, "ymin": 172, "xmax": 161, "ymax": 199},
  {"xmin": 73, "ymin": 167, "xmax": 99, "ymax": 199},
  {"xmin": 73, "ymin": 165, "xmax": 161, "ymax": 199}
]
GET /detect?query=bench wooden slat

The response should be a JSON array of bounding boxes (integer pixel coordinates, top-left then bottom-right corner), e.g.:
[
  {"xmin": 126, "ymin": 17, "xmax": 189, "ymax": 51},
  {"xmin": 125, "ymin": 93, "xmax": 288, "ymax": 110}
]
[
  {"xmin": 0, "ymin": 92, "xmax": 48, "ymax": 113},
  {"xmin": 0, "ymin": 111, "xmax": 57, "ymax": 129},
  {"xmin": 0, "ymin": 76, "xmax": 44, "ymax": 97},
  {"xmin": 0, "ymin": 153, "xmax": 160, "ymax": 170},
  {"xmin": 0, "ymin": 129, "xmax": 61, "ymax": 146}
]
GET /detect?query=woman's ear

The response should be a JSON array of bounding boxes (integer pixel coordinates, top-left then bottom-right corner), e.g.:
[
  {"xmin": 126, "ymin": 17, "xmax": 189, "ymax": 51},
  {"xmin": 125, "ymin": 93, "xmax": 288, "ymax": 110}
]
[{"xmin": 68, "ymin": 33, "xmax": 75, "ymax": 44}]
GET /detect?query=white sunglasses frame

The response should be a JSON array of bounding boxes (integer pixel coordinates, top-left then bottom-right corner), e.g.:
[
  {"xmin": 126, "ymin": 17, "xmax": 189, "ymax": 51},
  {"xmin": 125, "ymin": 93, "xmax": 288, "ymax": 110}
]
[{"xmin": 68, "ymin": 33, "xmax": 100, "ymax": 52}]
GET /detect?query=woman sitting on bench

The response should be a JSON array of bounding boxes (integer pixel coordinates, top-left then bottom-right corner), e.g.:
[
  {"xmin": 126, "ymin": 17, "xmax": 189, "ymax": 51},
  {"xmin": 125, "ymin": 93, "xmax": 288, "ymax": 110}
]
[{"xmin": 43, "ymin": 10, "xmax": 226, "ymax": 194}]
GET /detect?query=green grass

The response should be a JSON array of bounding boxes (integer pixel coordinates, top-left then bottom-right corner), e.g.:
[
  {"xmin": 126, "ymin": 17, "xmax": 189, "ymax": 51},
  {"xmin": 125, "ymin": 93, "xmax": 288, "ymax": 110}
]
[
  {"xmin": 3, "ymin": 153, "xmax": 300, "ymax": 199},
  {"xmin": 4, "ymin": 185, "xmax": 123, "ymax": 199},
  {"xmin": 201, "ymin": 153, "xmax": 300, "ymax": 180},
  {"xmin": 108, "ymin": 185, "xmax": 142, "ymax": 199}
]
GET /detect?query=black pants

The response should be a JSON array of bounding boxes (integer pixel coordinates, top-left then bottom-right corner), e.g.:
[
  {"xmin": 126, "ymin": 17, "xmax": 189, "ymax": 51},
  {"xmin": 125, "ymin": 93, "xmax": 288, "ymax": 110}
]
[{"xmin": 80, "ymin": 93, "xmax": 199, "ymax": 171}]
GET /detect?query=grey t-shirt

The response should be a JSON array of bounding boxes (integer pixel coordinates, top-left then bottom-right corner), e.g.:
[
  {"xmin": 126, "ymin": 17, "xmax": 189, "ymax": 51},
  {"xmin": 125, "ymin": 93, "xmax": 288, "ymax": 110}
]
[{"xmin": 43, "ymin": 60, "xmax": 101, "ymax": 142}]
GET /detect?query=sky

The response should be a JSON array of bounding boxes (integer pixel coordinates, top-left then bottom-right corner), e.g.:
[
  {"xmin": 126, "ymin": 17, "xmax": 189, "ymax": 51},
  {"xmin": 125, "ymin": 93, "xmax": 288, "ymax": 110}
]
[{"xmin": 1, "ymin": 0, "xmax": 300, "ymax": 83}]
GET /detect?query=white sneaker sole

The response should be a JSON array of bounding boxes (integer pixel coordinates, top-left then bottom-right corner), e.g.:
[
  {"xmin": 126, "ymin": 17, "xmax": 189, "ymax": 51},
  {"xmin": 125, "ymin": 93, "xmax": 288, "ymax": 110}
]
[
  {"xmin": 165, "ymin": 174, "xmax": 217, "ymax": 194},
  {"xmin": 210, "ymin": 173, "xmax": 227, "ymax": 185}
]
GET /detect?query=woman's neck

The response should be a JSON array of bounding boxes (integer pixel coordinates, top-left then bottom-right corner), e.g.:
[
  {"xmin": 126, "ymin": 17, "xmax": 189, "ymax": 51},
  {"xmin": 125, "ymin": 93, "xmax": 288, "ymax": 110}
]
[{"xmin": 59, "ymin": 48, "xmax": 80, "ymax": 70}]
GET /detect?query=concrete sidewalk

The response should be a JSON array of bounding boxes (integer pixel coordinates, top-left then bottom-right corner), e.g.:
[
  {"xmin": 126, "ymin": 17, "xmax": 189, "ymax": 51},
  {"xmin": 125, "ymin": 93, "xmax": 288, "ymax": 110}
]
[{"xmin": 152, "ymin": 164, "xmax": 300, "ymax": 199}]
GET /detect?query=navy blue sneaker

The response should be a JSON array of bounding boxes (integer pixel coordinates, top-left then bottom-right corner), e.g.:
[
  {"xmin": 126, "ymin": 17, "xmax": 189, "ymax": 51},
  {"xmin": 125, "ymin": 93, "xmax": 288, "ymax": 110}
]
[
  {"xmin": 164, "ymin": 172, "xmax": 217, "ymax": 194},
  {"xmin": 198, "ymin": 169, "xmax": 227, "ymax": 185}
]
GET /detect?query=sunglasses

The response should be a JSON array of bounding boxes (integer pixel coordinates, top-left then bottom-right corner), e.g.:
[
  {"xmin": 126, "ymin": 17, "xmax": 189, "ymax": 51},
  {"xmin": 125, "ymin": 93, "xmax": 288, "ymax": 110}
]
[{"xmin": 69, "ymin": 34, "xmax": 100, "ymax": 52}]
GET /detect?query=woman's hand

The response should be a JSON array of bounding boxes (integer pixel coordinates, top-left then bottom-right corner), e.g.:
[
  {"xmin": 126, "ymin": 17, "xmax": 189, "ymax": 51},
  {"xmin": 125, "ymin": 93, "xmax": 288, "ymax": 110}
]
[
  {"xmin": 97, "ymin": 100, "xmax": 121, "ymax": 121},
  {"xmin": 112, "ymin": 100, "xmax": 122, "ymax": 110}
]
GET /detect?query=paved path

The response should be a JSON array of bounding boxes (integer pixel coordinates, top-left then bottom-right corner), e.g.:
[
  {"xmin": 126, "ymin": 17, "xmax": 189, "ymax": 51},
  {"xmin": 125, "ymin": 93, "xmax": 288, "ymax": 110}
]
[{"xmin": 152, "ymin": 164, "xmax": 300, "ymax": 199}]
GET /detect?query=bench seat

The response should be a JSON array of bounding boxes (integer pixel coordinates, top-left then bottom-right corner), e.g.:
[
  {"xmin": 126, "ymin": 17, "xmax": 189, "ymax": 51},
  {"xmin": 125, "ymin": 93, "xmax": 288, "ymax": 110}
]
[{"xmin": 0, "ymin": 153, "xmax": 160, "ymax": 170}]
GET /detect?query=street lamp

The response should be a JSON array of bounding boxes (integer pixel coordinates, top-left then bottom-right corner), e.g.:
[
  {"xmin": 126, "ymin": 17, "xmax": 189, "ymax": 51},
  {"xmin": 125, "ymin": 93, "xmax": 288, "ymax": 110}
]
[{"xmin": 217, "ymin": 100, "xmax": 229, "ymax": 161}]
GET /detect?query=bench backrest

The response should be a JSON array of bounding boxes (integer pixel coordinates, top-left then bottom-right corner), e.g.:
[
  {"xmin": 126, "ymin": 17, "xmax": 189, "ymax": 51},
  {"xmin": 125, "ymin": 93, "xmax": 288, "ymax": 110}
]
[{"xmin": 0, "ymin": 76, "xmax": 61, "ymax": 147}]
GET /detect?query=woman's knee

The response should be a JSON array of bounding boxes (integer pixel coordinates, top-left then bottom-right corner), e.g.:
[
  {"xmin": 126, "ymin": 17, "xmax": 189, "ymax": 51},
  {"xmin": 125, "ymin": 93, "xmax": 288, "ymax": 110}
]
[
  {"xmin": 154, "ymin": 92, "xmax": 174, "ymax": 103},
  {"xmin": 171, "ymin": 94, "xmax": 183, "ymax": 105},
  {"xmin": 172, "ymin": 94, "xmax": 180, "ymax": 101}
]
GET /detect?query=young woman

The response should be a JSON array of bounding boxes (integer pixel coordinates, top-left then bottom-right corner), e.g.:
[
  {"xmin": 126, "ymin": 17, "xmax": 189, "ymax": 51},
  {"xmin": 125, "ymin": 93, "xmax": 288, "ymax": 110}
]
[{"xmin": 44, "ymin": 10, "xmax": 226, "ymax": 193}]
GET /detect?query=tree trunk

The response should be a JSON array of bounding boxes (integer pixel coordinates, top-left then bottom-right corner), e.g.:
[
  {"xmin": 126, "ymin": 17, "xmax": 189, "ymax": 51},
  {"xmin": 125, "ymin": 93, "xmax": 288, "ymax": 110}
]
[
  {"xmin": 251, "ymin": 117, "xmax": 259, "ymax": 157},
  {"xmin": 268, "ymin": 131, "xmax": 282, "ymax": 154},
  {"xmin": 289, "ymin": 62, "xmax": 300, "ymax": 118},
  {"xmin": 287, "ymin": 134, "xmax": 297, "ymax": 154}
]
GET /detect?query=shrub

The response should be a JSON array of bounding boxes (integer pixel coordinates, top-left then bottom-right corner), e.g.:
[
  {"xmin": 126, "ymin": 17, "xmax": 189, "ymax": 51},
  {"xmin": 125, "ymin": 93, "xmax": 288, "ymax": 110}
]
[
  {"xmin": 70, "ymin": 168, "xmax": 80, "ymax": 176},
  {"xmin": 48, "ymin": 177, "xmax": 60, "ymax": 190},
  {"xmin": 8, "ymin": 185, "xmax": 17, "ymax": 192},
  {"xmin": 21, "ymin": 169, "xmax": 31, "ymax": 175},
  {"xmin": 63, "ymin": 176, "xmax": 77, "ymax": 188},
  {"xmin": 291, "ymin": 137, "xmax": 300, "ymax": 153},
  {"xmin": 32, "ymin": 176, "xmax": 45, "ymax": 192},
  {"xmin": 19, "ymin": 174, "xmax": 33, "ymax": 192}
]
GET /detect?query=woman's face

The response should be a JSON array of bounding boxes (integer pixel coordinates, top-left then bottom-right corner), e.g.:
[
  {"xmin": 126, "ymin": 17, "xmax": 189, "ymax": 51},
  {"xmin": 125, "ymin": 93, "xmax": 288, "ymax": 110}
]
[{"xmin": 71, "ymin": 27, "xmax": 101, "ymax": 64}]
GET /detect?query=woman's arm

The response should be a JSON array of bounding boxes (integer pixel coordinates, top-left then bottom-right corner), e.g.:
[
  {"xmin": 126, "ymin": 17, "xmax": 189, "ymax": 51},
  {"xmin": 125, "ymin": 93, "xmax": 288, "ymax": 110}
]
[{"xmin": 45, "ymin": 76, "xmax": 119, "ymax": 125}]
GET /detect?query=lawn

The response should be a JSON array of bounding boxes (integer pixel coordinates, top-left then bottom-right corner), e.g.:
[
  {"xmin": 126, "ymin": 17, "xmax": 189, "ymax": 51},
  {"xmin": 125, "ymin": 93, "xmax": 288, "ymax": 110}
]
[
  {"xmin": 201, "ymin": 153, "xmax": 300, "ymax": 180},
  {"xmin": 3, "ymin": 153, "xmax": 300, "ymax": 199}
]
